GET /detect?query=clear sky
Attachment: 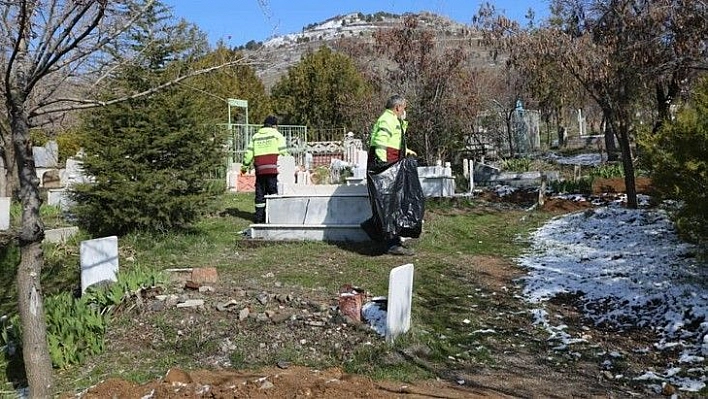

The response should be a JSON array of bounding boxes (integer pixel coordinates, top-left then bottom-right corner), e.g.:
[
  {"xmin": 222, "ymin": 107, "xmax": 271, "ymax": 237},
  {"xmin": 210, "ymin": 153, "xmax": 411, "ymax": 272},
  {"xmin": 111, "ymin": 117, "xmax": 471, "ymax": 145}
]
[{"xmin": 163, "ymin": 0, "xmax": 550, "ymax": 46}]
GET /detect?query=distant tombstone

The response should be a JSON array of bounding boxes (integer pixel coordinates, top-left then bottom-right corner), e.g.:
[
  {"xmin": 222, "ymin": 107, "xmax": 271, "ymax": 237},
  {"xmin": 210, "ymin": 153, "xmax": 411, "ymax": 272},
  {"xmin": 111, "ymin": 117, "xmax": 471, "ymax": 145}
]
[
  {"xmin": 61, "ymin": 158, "xmax": 90, "ymax": 187},
  {"xmin": 0, "ymin": 197, "xmax": 10, "ymax": 230},
  {"xmin": 80, "ymin": 236, "xmax": 119, "ymax": 294},
  {"xmin": 355, "ymin": 149, "xmax": 367, "ymax": 170},
  {"xmin": 226, "ymin": 163, "xmax": 240, "ymax": 192},
  {"xmin": 33, "ymin": 140, "xmax": 59, "ymax": 168},
  {"xmin": 386, "ymin": 263, "xmax": 414, "ymax": 342}
]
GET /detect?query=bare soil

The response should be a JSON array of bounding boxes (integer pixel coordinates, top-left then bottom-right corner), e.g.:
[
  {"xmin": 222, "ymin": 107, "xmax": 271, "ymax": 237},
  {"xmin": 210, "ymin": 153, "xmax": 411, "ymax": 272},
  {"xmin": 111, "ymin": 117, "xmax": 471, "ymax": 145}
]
[{"xmin": 62, "ymin": 178, "xmax": 682, "ymax": 398}]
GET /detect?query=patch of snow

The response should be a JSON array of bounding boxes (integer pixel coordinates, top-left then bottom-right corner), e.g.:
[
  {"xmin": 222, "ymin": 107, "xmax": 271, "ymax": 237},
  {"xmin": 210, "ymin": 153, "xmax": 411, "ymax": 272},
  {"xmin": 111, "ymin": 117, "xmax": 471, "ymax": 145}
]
[
  {"xmin": 518, "ymin": 205, "xmax": 707, "ymax": 392},
  {"xmin": 494, "ymin": 185, "xmax": 516, "ymax": 197},
  {"xmin": 545, "ymin": 152, "xmax": 605, "ymax": 166}
]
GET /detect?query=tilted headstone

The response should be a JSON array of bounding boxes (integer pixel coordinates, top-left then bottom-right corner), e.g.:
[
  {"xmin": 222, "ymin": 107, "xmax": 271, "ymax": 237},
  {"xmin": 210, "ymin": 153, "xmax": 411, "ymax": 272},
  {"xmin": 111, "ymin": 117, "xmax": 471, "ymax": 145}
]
[
  {"xmin": 386, "ymin": 263, "xmax": 414, "ymax": 342},
  {"xmin": 80, "ymin": 236, "xmax": 119, "ymax": 294},
  {"xmin": 0, "ymin": 197, "xmax": 10, "ymax": 230}
]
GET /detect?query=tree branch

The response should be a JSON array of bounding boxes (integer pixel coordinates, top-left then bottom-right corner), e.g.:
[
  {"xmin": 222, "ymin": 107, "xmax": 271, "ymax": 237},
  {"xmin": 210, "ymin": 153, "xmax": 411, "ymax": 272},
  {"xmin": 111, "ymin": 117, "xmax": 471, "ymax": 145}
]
[{"xmin": 30, "ymin": 57, "xmax": 256, "ymax": 117}]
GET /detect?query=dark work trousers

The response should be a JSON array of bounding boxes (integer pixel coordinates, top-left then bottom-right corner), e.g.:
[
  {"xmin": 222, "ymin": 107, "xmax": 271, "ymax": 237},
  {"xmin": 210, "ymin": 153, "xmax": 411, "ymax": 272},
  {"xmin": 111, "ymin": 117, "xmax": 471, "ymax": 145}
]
[{"xmin": 254, "ymin": 174, "xmax": 279, "ymax": 223}]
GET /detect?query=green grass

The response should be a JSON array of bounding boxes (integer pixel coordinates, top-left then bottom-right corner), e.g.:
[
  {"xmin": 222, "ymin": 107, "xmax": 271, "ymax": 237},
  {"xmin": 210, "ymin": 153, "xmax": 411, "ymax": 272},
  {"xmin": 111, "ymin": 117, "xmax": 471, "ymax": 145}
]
[{"xmin": 2, "ymin": 192, "xmax": 559, "ymax": 392}]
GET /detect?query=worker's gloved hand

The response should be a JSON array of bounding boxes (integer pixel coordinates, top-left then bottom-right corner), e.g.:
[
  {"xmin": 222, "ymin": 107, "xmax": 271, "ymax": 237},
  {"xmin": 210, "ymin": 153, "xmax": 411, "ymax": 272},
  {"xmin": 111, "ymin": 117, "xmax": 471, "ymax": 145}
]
[
  {"xmin": 406, "ymin": 148, "xmax": 417, "ymax": 157},
  {"xmin": 240, "ymin": 166, "xmax": 248, "ymax": 174}
]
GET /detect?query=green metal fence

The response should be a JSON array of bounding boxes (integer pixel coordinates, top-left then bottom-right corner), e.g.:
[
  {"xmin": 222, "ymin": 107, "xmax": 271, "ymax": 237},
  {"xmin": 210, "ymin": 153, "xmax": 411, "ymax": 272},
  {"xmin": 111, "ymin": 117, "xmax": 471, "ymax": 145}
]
[{"xmin": 218, "ymin": 123, "xmax": 309, "ymax": 168}]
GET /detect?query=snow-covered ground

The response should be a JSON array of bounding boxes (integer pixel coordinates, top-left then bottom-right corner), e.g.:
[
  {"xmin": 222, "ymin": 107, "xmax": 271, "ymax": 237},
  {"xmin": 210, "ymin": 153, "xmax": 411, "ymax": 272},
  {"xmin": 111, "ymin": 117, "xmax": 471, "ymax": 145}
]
[
  {"xmin": 519, "ymin": 203, "xmax": 707, "ymax": 393},
  {"xmin": 545, "ymin": 152, "xmax": 606, "ymax": 166}
]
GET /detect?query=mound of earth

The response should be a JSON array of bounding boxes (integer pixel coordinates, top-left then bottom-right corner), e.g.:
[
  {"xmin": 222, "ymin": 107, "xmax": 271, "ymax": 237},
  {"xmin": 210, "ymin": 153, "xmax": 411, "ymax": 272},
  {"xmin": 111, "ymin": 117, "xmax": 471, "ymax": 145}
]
[{"xmin": 69, "ymin": 366, "xmax": 498, "ymax": 398}]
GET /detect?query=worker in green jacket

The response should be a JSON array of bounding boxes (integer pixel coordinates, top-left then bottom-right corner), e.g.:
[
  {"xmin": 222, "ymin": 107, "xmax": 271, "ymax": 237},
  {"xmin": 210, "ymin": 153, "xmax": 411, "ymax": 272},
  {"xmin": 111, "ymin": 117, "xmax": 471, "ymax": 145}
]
[
  {"xmin": 366, "ymin": 94, "xmax": 417, "ymax": 256},
  {"xmin": 241, "ymin": 115, "xmax": 289, "ymax": 223}
]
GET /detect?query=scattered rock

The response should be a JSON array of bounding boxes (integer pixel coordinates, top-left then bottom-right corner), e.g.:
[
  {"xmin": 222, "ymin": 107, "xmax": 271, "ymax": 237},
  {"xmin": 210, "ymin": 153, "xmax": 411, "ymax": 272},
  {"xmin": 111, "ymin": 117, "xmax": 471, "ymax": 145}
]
[
  {"xmin": 198, "ymin": 285, "xmax": 215, "ymax": 293},
  {"xmin": 270, "ymin": 311, "xmax": 292, "ymax": 324},
  {"xmin": 238, "ymin": 307, "xmax": 250, "ymax": 321},
  {"xmin": 256, "ymin": 292, "xmax": 270, "ymax": 305},
  {"xmin": 148, "ymin": 301, "xmax": 165, "ymax": 312},
  {"xmin": 163, "ymin": 368, "xmax": 192, "ymax": 384},
  {"xmin": 661, "ymin": 382, "xmax": 676, "ymax": 396},
  {"xmin": 216, "ymin": 300, "xmax": 239, "ymax": 312},
  {"xmin": 176, "ymin": 299, "xmax": 204, "ymax": 308}
]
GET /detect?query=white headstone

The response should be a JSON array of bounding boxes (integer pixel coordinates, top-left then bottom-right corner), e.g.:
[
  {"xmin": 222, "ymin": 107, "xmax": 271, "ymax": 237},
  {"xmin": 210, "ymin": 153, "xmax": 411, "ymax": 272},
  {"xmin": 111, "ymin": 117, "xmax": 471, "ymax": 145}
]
[
  {"xmin": 356, "ymin": 149, "xmax": 368, "ymax": 171},
  {"xmin": 33, "ymin": 141, "xmax": 59, "ymax": 168},
  {"xmin": 80, "ymin": 236, "xmax": 119, "ymax": 294},
  {"xmin": 386, "ymin": 263, "xmax": 414, "ymax": 342},
  {"xmin": 226, "ymin": 163, "xmax": 241, "ymax": 192},
  {"xmin": 0, "ymin": 197, "xmax": 10, "ymax": 230},
  {"xmin": 278, "ymin": 155, "xmax": 296, "ymax": 185}
]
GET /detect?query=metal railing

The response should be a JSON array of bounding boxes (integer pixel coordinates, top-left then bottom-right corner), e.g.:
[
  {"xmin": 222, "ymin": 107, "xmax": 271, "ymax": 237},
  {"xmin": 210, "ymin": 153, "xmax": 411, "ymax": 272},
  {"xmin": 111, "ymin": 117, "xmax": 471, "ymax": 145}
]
[{"xmin": 218, "ymin": 123, "xmax": 309, "ymax": 166}]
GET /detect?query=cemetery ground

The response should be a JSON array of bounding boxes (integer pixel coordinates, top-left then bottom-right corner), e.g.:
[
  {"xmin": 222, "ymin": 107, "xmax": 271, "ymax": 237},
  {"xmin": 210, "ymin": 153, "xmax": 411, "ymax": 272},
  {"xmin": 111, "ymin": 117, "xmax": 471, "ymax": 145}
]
[{"xmin": 1, "ymin": 180, "xmax": 704, "ymax": 398}]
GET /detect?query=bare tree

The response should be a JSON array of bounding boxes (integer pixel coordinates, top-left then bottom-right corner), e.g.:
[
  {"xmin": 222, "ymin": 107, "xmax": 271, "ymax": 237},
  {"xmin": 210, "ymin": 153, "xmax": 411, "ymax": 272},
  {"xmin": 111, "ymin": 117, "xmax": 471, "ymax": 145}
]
[
  {"xmin": 477, "ymin": 0, "xmax": 707, "ymax": 208},
  {"xmin": 0, "ymin": 1, "xmax": 259, "ymax": 395},
  {"xmin": 371, "ymin": 16, "xmax": 472, "ymax": 164}
]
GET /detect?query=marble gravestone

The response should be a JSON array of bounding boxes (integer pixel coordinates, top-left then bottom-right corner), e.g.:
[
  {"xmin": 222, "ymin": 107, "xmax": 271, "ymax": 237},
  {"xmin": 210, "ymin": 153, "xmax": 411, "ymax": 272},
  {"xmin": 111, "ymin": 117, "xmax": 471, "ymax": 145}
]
[
  {"xmin": 0, "ymin": 197, "xmax": 10, "ymax": 230},
  {"xmin": 386, "ymin": 263, "xmax": 414, "ymax": 342},
  {"xmin": 80, "ymin": 236, "xmax": 119, "ymax": 294}
]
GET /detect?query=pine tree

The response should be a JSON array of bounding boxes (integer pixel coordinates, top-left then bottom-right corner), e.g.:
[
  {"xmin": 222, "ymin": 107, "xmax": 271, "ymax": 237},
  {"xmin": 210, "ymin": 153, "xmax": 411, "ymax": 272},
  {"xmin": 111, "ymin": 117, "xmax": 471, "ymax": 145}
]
[{"xmin": 71, "ymin": 1, "xmax": 224, "ymax": 236}]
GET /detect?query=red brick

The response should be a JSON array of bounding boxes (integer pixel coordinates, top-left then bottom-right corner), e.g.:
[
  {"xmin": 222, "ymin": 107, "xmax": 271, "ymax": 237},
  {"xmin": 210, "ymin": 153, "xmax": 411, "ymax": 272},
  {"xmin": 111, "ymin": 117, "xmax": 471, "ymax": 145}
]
[{"xmin": 190, "ymin": 267, "xmax": 218, "ymax": 284}]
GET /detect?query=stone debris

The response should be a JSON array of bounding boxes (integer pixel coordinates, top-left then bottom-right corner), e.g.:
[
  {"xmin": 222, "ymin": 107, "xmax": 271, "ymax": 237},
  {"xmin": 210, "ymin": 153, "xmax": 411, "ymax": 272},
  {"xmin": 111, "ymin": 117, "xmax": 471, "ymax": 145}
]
[
  {"xmin": 256, "ymin": 292, "xmax": 270, "ymax": 305},
  {"xmin": 176, "ymin": 299, "xmax": 204, "ymax": 308},
  {"xmin": 215, "ymin": 300, "xmax": 239, "ymax": 312}
]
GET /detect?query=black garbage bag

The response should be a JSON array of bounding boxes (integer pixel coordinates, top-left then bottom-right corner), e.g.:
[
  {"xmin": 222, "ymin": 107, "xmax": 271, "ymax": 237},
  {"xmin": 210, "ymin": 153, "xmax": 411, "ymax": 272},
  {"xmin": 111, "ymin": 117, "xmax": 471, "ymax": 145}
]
[{"xmin": 361, "ymin": 157, "xmax": 425, "ymax": 241}]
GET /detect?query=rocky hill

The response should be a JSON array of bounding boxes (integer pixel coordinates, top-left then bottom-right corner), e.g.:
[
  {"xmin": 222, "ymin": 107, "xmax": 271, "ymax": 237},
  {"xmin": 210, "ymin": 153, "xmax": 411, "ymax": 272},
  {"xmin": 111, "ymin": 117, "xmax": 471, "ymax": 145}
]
[{"xmin": 242, "ymin": 11, "xmax": 486, "ymax": 90}]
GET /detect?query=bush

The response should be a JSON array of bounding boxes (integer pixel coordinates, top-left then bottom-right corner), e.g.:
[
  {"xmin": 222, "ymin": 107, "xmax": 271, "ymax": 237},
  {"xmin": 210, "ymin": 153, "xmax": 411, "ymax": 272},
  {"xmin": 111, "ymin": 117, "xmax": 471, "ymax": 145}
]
[
  {"xmin": 501, "ymin": 157, "xmax": 532, "ymax": 172},
  {"xmin": 589, "ymin": 163, "xmax": 624, "ymax": 179},
  {"xmin": 71, "ymin": 90, "xmax": 225, "ymax": 236},
  {"xmin": 550, "ymin": 177, "xmax": 593, "ymax": 195},
  {"xmin": 639, "ymin": 78, "xmax": 708, "ymax": 243}
]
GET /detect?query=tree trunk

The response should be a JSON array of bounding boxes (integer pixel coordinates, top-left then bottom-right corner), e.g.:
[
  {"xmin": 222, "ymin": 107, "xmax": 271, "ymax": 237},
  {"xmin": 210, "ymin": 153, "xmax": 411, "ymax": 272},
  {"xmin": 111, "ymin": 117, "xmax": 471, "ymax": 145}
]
[
  {"xmin": 653, "ymin": 76, "xmax": 680, "ymax": 134},
  {"xmin": 616, "ymin": 124, "xmax": 637, "ymax": 209},
  {"xmin": 10, "ymin": 103, "xmax": 54, "ymax": 397},
  {"xmin": 1, "ymin": 133, "xmax": 18, "ymax": 198},
  {"xmin": 602, "ymin": 113, "xmax": 619, "ymax": 162}
]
